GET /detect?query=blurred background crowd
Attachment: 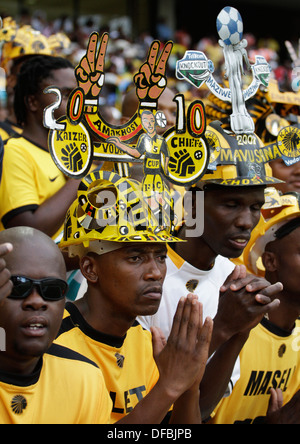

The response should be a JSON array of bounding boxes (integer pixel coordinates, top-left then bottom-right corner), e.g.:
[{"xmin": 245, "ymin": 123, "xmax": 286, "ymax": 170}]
[{"xmin": 0, "ymin": 0, "xmax": 299, "ymax": 121}]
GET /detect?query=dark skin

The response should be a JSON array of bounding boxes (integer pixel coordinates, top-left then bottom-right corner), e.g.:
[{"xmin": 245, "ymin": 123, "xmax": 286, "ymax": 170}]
[
  {"xmin": 176, "ymin": 186, "xmax": 266, "ymax": 270},
  {"xmin": 75, "ymin": 242, "xmax": 213, "ymax": 424},
  {"xmin": 173, "ymin": 185, "xmax": 283, "ymax": 419},
  {"xmin": 0, "ymin": 229, "xmax": 212, "ymax": 424},
  {"xmin": 0, "ymin": 243, "xmax": 13, "ymax": 305},
  {"xmin": 76, "ymin": 243, "xmax": 169, "ymax": 337},
  {"xmin": 6, "ymin": 67, "xmax": 80, "ymax": 246},
  {"xmin": 263, "ymin": 226, "xmax": 300, "ymax": 331},
  {"xmin": 0, "ymin": 228, "xmax": 66, "ymax": 376},
  {"xmin": 259, "ymin": 226, "xmax": 300, "ymax": 423},
  {"xmin": 270, "ymin": 158, "xmax": 300, "ymax": 194}
]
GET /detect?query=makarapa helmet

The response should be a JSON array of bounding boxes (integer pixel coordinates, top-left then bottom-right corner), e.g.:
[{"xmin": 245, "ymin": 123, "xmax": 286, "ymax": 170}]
[
  {"xmin": 60, "ymin": 170, "xmax": 183, "ymax": 258},
  {"xmin": 1, "ymin": 24, "xmax": 52, "ymax": 71},
  {"xmin": 242, "ymin": 187, "xmax": 300, "ymax": 276},
  {"xmin": 197, "ymin": 121, "xmax": 283, "ymax": 188},
  {"xmin": 0, "ymin": 19, "xmax": 70, "ymax": 72}
]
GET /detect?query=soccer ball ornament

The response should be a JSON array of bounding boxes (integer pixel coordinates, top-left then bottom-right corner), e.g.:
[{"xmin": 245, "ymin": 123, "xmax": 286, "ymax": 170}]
[{"xmin": 216, "ymin": 6, "xmax": 243, "ymax": 46}]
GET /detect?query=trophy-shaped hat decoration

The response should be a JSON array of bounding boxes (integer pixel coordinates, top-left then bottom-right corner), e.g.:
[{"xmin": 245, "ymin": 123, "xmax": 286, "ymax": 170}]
[
  {"xmin": 177, "ymin": 6, "xmax": 271, "ymax": 136},
  {"xmin": 176, "ymin": 6, "xmax": 300, "ymax": 187},
  {"xmin": 216, "ymin": 7, "xmax": 254, "ymax": 134}
]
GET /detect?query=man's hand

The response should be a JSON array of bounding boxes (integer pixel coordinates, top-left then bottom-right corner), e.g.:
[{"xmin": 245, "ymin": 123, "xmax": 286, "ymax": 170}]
[
  {"xmin": 152, "ymin": 294, "xmax": 213, "ymax": 400},
  {"xmin": 0, "ymin": 243, "xmax": 13, "ymax": 304},
  {"xmin": 266, "ymin": 389, "xmax": 300, "ymax": 424},
  {"xmin": 215, "ymin": 266, "xmax": 282, "ymax": 341}
]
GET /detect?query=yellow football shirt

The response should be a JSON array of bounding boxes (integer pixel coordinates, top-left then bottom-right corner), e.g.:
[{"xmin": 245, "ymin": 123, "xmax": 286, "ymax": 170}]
[
  {"xmin": 210, "ymin": 318, "xmax": 300, "ymax": 424},
  {"xmin": 0, "ymin": 343, "xmax": 112, "ymax": 424},
  {"xmin": 55, "ymin": 302, "xmax": 160, "ymax": 424},
  {"xmin": 0, "ymin": 135, "xmax": 67, "ymax": 239},
  {"xmin": 0, "ymin": 120, "xmax": 22, "ymax": 143}
]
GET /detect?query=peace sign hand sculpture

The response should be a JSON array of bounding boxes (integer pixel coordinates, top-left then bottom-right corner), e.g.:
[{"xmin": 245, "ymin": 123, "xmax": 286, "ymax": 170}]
[
  {"xmin": 134, "ymin": 40, "xmax": 173, "ymax": 108},
  {"xmin": 75, "ymin": 32, "xmax": 109, "ymax": 99}
]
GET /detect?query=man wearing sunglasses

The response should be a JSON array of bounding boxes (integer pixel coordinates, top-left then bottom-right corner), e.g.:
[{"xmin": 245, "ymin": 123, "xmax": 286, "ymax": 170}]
[
  {"xmin": 0, "ymin": 222, "xmax": 212, "ymax": 424},
  {"xmin": 0, "ymin": 226, "xmax": 113, "ymax": 424}
]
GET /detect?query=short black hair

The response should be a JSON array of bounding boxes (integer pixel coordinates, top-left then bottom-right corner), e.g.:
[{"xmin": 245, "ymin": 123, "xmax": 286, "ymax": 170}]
[{"xmin": 14, "ymin": 55, "xmax": 74, "ymax": 126}]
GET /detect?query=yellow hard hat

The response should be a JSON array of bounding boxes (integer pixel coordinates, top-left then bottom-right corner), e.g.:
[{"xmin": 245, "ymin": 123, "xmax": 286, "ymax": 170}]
[
  {"xmin": 60, "ymin": 170, "xmax": 182, "ymax": 258},
  {"xmin": 243, "ymin": 187, "xmax": 300, "ymax": 276},
  {"xmin": 196, "ymin": 121, "xmax": 283, "ymax": 188}
]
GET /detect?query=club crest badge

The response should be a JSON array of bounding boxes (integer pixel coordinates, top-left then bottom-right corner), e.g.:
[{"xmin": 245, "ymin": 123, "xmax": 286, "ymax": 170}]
[
  {"xmin": 176, "ymin": 51, "xmax": 214, "ymax": 89},
  {"xmin": 11, "ymin": 395, "xmax": 27, "ymax": 415},
  {"xmin": 277, "ymin": 126, "xmax": 300, "ymax": 166}
]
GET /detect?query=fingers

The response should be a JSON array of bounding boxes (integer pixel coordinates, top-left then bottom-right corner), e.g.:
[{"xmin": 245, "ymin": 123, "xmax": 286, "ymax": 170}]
[
  {"xmin": 256, "ymin": 282, "xmax": 283, "ymax": 299},
  {"xmin": 220, "ymin": 265, "xmax": 244, "ymax": 292},
  {"xmin": 254, "ymin": 282, "xmax": 283, "ymax": 305},
  {"xmin": 95, "ymin": 33, "xmax": 109, "ymax": 72},
  {"xmin": 170, "ymin": 294, "xmax": 200, "ymax": 346},
  {"xmin": 0, "ymin": 243, "xmax": 12, "ymax": 257},
  {"xmin": 155, "ymin": 41, "xmax": 173, "ymax": 75},
  {"xmin": 147, "ymin": 41, "xmax": 160, "ymax": 72},
  {"xmin": 261, "ymin": 298, "xmax": 281, "ymax": 314},
  {"xmin": 185, "ymin": 297, "xmax": 202, "ymax": 346},
  {"xmin": 0, "ymin": 243, "xmax": 13, "ymax": 278},
  {"xmin": 151, "ymin": 326, "xmax": 167, "ymax": 361},
  {"xmin": 169, "ymin": 296, "xmax": 185, "ymax": 339},
  {"xmin": 196, "ymin": 316, "xmax": 213, "ymax": 356},
  {"xmin": 86, "ymin": 32, "xmax": 99, "ymax": 72},
  {"xmin": 267, "ymin": 388, "xmax": 284, "ymax": 416},
  {"xmin": 0, "ymin": 243, "xmax": 13, "ymax": 302}
]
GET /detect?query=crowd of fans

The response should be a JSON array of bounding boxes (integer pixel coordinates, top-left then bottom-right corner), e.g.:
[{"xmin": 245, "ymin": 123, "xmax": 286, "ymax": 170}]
[{"xmin": 0, "ymin": 7, "xmax": 298, "ymax": 121}]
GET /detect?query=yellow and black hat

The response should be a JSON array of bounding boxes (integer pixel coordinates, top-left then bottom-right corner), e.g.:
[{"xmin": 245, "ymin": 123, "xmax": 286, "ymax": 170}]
[
  {"xmin": 243, "ymin": 187, "xmax": 300, "ymax": 275},
  {"xmin": 60, "ymin": 170, "xmax": 183, "ymax": 258},
  {"xmin": 196, "ymin": 120, "xmax": 285, "ymax": 188}
]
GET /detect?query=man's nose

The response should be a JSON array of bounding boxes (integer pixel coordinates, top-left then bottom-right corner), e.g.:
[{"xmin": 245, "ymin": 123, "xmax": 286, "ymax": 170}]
[
  {"xmin": 22, "ymin": 288, "xmax": 47, "ymax": 311},
  {"xmin": 235, "ymin": 208, "xmax": 256, "ymax": 230}
]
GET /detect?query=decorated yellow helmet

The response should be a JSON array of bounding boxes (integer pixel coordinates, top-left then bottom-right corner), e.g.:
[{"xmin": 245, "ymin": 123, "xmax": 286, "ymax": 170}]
[
  {"xmin": 60, "ymin": 170, "xmax": 182, "ymax": 258},
  {"xmin": 243, "ymin": 187, "xmax": 300, "ymax": 276},
  {"xmin": 197, "ymin": 121, "xmax": 283, "ymax": 188},
  {"xmin": 1, "ymin": 24, "xmax": 52, "ymax": 71}
]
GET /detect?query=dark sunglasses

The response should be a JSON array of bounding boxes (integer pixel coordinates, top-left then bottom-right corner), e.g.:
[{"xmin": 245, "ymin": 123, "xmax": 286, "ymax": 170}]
[{"xmin": 9, "ymin": 276, "xmax": 68, "ymax": 301}]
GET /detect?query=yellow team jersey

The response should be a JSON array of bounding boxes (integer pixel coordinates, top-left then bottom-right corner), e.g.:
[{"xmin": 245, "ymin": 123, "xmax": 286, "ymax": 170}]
[
  {"xmin": 0, "ymin": 136, "xmax": 67, "ymax": 239},
  {"xmin": 210, "ymin": 318, "xmax": 300, "ymax": 424},
  {"xmin": 55, "ymin": 302, "xmax": 160, "ymax": 424},
  {"xmin": 0, "ymin": 343, "xmax": 112, "ymax": 424},
  {"xmin": 0, "ymin": 120, "xmax": 23, "ymax": 143}
]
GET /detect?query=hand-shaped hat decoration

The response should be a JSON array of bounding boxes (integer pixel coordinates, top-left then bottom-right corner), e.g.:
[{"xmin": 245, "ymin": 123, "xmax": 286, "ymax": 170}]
[{"xmin": 45, "ymin": 32, "xmax": 210, "ymax": 190}]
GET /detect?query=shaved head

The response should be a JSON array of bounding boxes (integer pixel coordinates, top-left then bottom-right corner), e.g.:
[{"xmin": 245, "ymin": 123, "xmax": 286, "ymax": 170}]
[{"xmin": 0, "ymin": 227, "xmax": 66, "ymax": 280}]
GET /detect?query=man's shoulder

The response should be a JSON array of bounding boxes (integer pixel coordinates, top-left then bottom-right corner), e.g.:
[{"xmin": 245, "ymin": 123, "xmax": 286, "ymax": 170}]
[{"xmin": 45, "ymin": 343, "xmax": 99, "ymax": 369}]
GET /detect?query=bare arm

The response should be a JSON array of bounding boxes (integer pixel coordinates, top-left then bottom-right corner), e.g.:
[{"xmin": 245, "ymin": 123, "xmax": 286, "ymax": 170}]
[
  {"xmin": 107, "ymin": 137, "xmax": 142, "ymax": 159},
  {"xmin": 6, "ymin": 179, "xmax": 79, "ymax": 239}
]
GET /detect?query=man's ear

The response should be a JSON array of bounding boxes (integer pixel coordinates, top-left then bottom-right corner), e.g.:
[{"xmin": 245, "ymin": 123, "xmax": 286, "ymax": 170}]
[
  {"xmin": 80, "ymin": 255, "xmax": 98, "ymax": 283},
  {"xmin": 262, "ymin": 250, "xmax": 278, "ymax": 273},
  {"xmin": 26, "ymin": 94, "xmax": 39, "ymax": 112}
]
